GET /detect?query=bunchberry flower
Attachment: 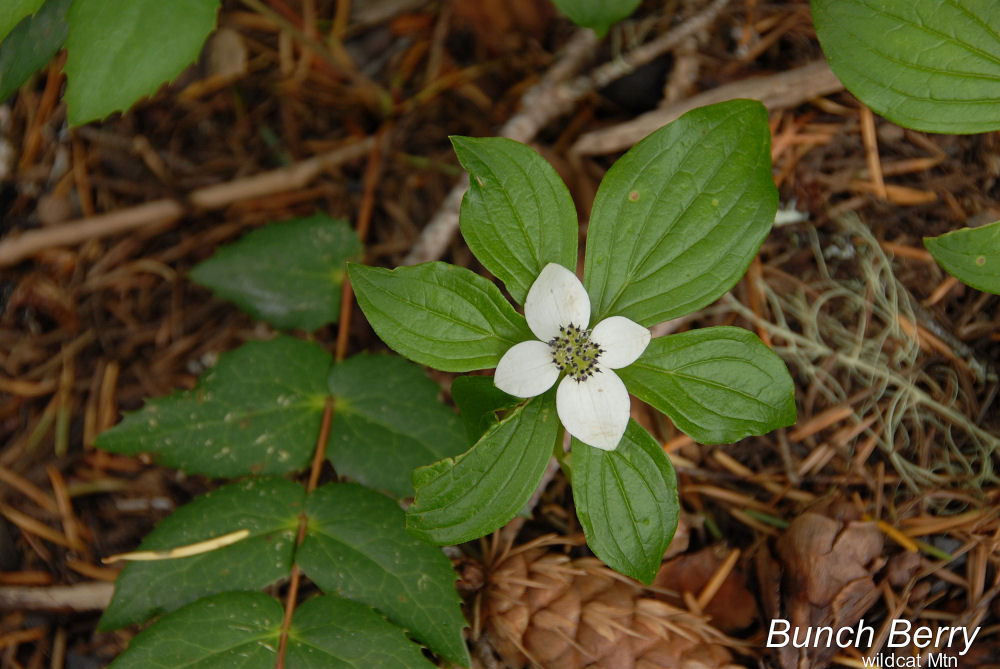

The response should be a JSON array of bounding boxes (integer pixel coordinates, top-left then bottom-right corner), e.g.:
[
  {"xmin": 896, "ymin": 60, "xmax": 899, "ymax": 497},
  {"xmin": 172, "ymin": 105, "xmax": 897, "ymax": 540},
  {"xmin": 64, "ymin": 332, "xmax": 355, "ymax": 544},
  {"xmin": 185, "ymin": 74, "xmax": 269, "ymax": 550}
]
[{"xmin": 494, "ymin": 263, "xmax": 650, "ymax": 450}]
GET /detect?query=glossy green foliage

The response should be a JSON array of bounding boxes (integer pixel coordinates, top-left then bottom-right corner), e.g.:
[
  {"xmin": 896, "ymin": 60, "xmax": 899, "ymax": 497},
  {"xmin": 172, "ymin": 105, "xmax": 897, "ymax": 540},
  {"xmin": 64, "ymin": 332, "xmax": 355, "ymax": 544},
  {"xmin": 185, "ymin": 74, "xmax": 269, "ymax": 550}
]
[
  {"xmin": 619, "ymin": 327, "xmax": 797, "ymax": 444},
  {"xmin": 453, "ymin": 136, "xmax": 578, "ymax": 303},
  {"xmin": 925, "ymin": 220, "xmax": 1000, "ymax": 294},
  {"xmin": 572, "ymin": 421, "xmax": 679, "ymax": 584},
  {"xmin": 812, "ymin": 0, "xmax": 1000, "ymax": 133},
  {"xmin": 349, "ymin": 262, "xmax": 532, "ymax": 372},
  {"xmin": 583, "ymin": 100, "xmax": 778, "ymax": 326},
  {"xmin": 407, "ymin": 395, "xmax": 558, "ymax": 545}
]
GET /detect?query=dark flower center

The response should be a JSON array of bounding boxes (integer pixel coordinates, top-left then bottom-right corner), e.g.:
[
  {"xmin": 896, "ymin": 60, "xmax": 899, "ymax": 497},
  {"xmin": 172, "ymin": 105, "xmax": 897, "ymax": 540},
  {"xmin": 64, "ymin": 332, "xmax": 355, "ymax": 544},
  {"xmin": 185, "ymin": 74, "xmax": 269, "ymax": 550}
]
[{"xmin": 549, "ymin": 323, "xmax": 603, "ymax": 383}]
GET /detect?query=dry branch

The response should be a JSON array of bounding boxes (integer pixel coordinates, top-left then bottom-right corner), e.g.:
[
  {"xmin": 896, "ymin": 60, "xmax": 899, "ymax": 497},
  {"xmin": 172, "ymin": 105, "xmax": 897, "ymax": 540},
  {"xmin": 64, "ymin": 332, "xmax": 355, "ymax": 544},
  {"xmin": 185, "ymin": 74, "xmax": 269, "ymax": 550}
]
[
  {"xmin": 571, "ymin": 59, "xmax": 844, "ymax": 157},
  {"xmin": 0, "ymin": 138, "xmax": 375, "ymax": 268}
]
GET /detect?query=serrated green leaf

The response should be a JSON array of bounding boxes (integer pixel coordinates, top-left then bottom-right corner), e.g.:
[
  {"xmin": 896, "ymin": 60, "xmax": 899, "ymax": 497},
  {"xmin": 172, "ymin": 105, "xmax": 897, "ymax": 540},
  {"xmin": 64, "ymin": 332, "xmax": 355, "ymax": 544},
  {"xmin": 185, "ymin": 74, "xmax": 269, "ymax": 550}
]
[
  {"xmin": 349, "ymin": 262, "xmax": 531, "ymax": 372},
  {"xmin": 450, "ymin": 375, "xmax": 520, "ymax": 443},
  {"xmin": 812, "ymin": 0, "xmax": 1000, "ymax": 134},
  {"xmin": 453, "ymin": 136, "xmax": 578, "ymax": 304},
  {"xmin": 551, "ymin": 0, "xmax": 641, "ymax": 37},
  {"xmin": 96, "ymin": 337, "xmax": 330, "ymax": 476},
  {"xmin": 107, "ymin": 591, "xmax": 282, "ymax": 669},
  {"xmin": 99, "ymin": 478, "xmax": 302, "ymax": 630},
  {"xmin": 326, "ymin": 354, "xmax": 468, "ymax": 498},
  {"xmin": 619, "ymin": 326, "xmax": 796, "ymax": 444},
  {"xmin": 0, "ymin": 0, "xmax": 69, "ymax": 103},
  {"xmin": 924, "ymin": 220, "xmax": 1000, "ymax": 294},
  {"xmin": 583, "ymin": 100, "xmax": 778, "ymax": 326},
  {"xmin": 107, "ymin": 592, "xmax": 434, "ymax": 669},
  {"xmin": 296, "ymin": 483, "xmax": 469, "ymax": 667},
  {"xmin": 287, "ymin": 596, "xmax": 438, "ymax": 668},
  {"xmin": 572, "ymin": 420, "xmax": 678, "ymax": 584},
  {"xmin": 190, "ymin": 214, "xmax": 361, "ymax": 331},
  {"xmin": 0, "ymin": 0, "xmax": 44, "ymax": 43},
  {"xmin": 406, "ymin": 394, "xmax": 558, "ymax": 545},
  {"xmin": 64, "ymin": 0, "xmax": 220, "ymax": 125}
]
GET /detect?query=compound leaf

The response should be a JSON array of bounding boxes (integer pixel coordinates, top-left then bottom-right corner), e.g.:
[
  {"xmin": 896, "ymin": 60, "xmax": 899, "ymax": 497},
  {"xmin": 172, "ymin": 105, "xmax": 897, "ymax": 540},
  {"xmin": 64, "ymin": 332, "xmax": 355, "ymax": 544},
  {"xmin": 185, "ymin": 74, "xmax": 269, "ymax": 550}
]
[
  {"xmin": 407, "ymin": 394, "xmax": 558, "ymax": 545},
  {"xmin": 326, "ymin": 355, "xmax": 468, "ymax": 498},
  {"xmin": 106, "ymin": 591, "xmax": 282, "ymax": 669},
  {"xmin": 584, "ymin": 99, "xmax": 777, "ymax": 326},
  {"xmin": 95, "ymin": 337, "xmax": 331, "ymax": 476},
  {"xmin": 812, "ymin": 0, "xmax": 1000, "ymax": 133},
  {"xmin": 287, "ymin": 595, "xmax": 438, "ymax": 668},
  {"xmin": 924, "ymin": 220, "xmax": 1000, "ymax": 294},
  {"xmin": 297, "ymin": 483, "xmax": 469, "ymax": 667},
  {"xmin": 572, "ymin": 420, "xmax": 678, "ymax": 584},
  {"xmin": 453, "ymin": 136, "xmax": 578, "ymax": 304},
  {"xmin": 65, "ymin": 0, "xmax": 220, "ymax": 125},
  {"xmin": 190, "ymin": 214, "xmax": 361, "ymax": 332},
  {"xmin": 619, "ymin": 326, "xmax": 796, "ymax": 444},
  {"xmin": 107, "ymin": 592, "xmax": 435, "ymax": 669},
  {"xmin": 99, "ymin": 477, "xmax": 302, "ymax": 630}
]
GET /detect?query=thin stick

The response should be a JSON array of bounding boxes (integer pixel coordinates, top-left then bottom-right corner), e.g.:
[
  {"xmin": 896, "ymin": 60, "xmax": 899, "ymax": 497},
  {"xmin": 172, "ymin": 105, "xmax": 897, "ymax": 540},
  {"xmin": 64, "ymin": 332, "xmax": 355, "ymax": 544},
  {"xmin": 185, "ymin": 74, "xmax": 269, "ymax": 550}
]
[
  {"xmin": 572, "ymin": 59, "xmax": 844, "ymax": 156},
  {"xmin": 860, "ymin": 106, "xmax": 887, "ymax": 200},
  {"xmin": 336, "ymin": 128, "xmax": 386, "ymax": 361},
  {"xmin": 276, "ymin": 397, "xmax": 335, "ymax": 669},
  {"xmin": 0, "ymin": 138, "xmax": 374, "ymax": 268}
]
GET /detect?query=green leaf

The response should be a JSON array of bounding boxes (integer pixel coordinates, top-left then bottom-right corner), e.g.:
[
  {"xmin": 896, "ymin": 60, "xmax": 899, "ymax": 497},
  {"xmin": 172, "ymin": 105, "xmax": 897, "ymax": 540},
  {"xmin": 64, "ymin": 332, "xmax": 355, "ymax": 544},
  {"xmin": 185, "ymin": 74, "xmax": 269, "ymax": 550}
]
[
  {"xmin": 326, "ymin": 354, "xmax": 468, "ymax": 498},
  {"xmin": 407, "ymin": 394, "xmax": 558, "ymax": 545},
  {"xmin": 583, "ymin": 99, "xmax": 778, "ymax": 327},
  {"xmin": 107, "ymin": 592, "xmax": 282, "ymax": 669},
  {"xmin": 297, "ymin": 483, "xmax": 469, "ymax": 667},
  {"xmin": 107, "ymin": 592, "xmax": 434, "ymax": 669},
  {"xmin": 453, "ymin": 136, "xmax": 578, "ymax": 304},
  {"xmin": 619, "ymin": 326, "xmax": 796, "ymax": 444},
  {"xmin": 99, "ymin": 478, "xmax": 302, "ymax": 630},
  {"xmin": 287, "ymin": 595, "xmax": 438, "ymax": 668},
  {"xmin": 64, "ymin": 0, "xmax": 220, "ymax": 125},
  {"xmin": 572, "ymin": 420, "xmax": 678, "ymax": 584},
  {"xmin": 551, "ymin": 0, "xmax": 641, "ymax": 37},
  {"xmin": 450, "ymin": 375, "xmax": 520, "ymax": 443},
  {"xmin": 349, "ymin": 262, "xmax": 531, "ymax": 372},
  {"xmin": 96, "ymin": 337, "xmax": 331, "ymax": 476},
  {"xmin": 0, "ymin": 0, "xmax": 44, "ymax": 43},
  {"xmin": 812, "ymin": 0, "xmax": 1000, "ymax": 134},
  {"xmin": 190, "ymin": 214, "xmax": 361, "ymax": 331},
  {"xmin": 0, "ymin": 0, "xmax": 69, "ymax": 103},
  {"xmin": 924, "ymin": 220, "xmax": 1000, "ymax": 294}
]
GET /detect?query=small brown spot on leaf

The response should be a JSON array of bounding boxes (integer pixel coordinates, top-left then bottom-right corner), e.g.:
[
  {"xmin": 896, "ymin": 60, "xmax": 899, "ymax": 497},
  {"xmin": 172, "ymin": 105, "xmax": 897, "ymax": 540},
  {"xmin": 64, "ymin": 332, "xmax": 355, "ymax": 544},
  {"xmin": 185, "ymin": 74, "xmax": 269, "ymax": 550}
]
[{"xmin": 628, "ymin": 190, "xmax": 640, "ymax": 202}]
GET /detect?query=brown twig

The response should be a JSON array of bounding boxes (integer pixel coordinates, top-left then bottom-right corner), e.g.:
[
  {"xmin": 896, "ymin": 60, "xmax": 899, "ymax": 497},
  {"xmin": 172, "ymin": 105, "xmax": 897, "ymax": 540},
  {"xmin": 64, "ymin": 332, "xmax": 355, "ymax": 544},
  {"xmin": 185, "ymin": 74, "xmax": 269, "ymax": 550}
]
[
  {"xmin": 275, "ymin": 396, "xmax": 335, "ymax": 669},
  {"xmin": 0, "ymin": 138, "xmax": 374, "ymax": 268},
  {"xmin": 571, "ymin": 59, "xmax": 844, "ymax": 157},
  {"xmin": 335, "ymin": 126, "xmax": 388, "ymax": 362}
]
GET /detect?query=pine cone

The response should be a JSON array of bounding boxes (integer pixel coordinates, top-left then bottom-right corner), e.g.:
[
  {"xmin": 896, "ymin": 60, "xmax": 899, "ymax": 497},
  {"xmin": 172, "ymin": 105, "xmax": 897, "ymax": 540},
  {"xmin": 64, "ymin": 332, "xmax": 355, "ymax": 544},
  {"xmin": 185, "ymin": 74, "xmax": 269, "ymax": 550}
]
[{"xmin": 481, "ymin": 543, "xmax": 744, "ymax": 669}]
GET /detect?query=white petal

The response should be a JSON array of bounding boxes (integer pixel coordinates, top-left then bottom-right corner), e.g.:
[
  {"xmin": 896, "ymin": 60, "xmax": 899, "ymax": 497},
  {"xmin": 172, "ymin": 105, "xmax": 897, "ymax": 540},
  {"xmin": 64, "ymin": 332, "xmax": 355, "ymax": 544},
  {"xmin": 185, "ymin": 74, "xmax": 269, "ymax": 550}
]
[
  {"xmin": 556, "ymin": 368, "xmax": 629, "ymax": 450},
  {"xmin": 524, "ymin": 263, "xmax": 590, "ymax": 342},
  {"xmin": 494, "ymin": 340, "xmax": 560, "ymax": 398},
  {"xmin": 590, "ymin": 316, "xmax": 651, "ymax": 369}
]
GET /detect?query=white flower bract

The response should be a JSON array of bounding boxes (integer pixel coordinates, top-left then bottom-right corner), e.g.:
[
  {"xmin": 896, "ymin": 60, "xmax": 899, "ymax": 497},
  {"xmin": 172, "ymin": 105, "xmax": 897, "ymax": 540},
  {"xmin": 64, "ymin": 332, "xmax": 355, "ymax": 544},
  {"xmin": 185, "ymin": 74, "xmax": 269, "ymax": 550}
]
[{"xmin": 494, "ymin": 263, "xmax": 651, "ymax": 450}]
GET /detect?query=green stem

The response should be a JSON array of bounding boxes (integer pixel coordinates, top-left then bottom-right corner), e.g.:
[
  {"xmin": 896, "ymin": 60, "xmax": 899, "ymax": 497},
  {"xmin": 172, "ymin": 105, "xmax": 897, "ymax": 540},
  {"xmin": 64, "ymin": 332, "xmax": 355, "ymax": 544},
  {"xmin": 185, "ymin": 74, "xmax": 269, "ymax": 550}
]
[{"xmin": 552, "ymin": 425, "xmax": 570, "ymax": 478}]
